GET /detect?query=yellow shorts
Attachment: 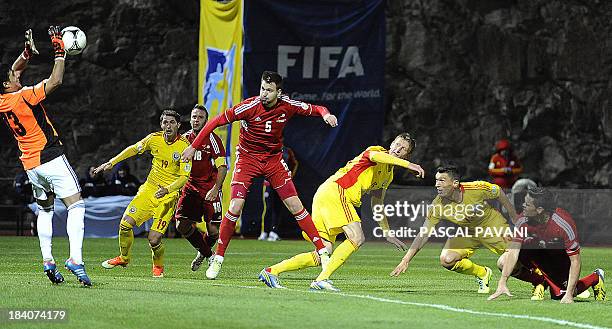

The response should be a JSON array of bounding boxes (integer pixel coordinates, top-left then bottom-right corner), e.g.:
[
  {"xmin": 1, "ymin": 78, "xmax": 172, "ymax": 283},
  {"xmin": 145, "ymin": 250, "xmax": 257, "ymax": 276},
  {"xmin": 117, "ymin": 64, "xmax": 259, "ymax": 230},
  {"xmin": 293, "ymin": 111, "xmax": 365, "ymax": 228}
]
[
  {"xmin": 123, "ymin": 182, "xmax": 179, "ymax": 234},
  {"xmin": 444, "ymin": 212, "xmax": 510, "ymax": 258},
  {"xmin": 302, "ymin": 182, "xmax": 360, "ymax": 244}
]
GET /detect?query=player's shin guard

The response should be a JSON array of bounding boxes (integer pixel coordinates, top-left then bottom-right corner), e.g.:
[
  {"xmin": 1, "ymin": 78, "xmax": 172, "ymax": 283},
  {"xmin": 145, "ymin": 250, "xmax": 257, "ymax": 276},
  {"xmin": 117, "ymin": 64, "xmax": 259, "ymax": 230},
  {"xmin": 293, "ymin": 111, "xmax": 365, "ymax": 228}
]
[
  {"xmin": 216, "ymin": 211, "xmax": 239, "ymax": 257},
  {"xmin": 37, "ymin": 205, "xmax": 54, "ymax": 261},
  {"xmin": 269, "ymin": 251, "xmax": 319, "ymax": 276},
  {"xmin": 66, "ymin": 200, "xmax": 85, "ymax": 264},
  {"xmin": 118, "ymin": 220, "xmax": 134, "ymax": 262},
  {"xmin": 185, "ymin": 226, "xmax": 212, "ymax": 257},
  {"xmin": 293, "ymin": 208, "xmax": 326, "ymax": 251},
  {"xmin": 150, "ymin": 241, "xmax": 165, "ymax": 267},
  {"xmin": 316, "ymin": 239, "xmax": 358, "ymax": 281},
  {"xmin": 449, "ymin": 258, "xmax": 487, "ymax": 278}
]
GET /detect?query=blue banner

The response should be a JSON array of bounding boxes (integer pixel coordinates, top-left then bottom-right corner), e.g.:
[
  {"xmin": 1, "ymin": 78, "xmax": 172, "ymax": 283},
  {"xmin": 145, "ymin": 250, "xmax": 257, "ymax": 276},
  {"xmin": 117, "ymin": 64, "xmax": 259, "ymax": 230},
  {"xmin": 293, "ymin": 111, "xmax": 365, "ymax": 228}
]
[{"xmin": 244, "ymin": 0, "xmax": 385, "ymax": 177}]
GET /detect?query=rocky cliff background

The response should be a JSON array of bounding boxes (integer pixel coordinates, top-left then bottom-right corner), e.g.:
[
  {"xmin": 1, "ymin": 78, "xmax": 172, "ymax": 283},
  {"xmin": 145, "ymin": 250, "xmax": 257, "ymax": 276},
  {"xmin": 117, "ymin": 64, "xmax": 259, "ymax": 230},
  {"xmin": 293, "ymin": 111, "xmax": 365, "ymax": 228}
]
[{"xmin": 0, "ymin": 0, "xmax": 610, "ymax": 204}]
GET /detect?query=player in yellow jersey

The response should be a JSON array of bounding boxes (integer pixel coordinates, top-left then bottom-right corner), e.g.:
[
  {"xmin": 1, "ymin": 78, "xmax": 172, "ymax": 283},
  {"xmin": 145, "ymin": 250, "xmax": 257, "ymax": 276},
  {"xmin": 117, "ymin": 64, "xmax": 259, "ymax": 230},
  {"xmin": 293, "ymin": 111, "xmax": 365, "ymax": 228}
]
[
  {"xmin": 258, "ymin": 133, "xmax": 425, "ymax": 291},
  {"xmin": 94, "ymin": 110, "xmax": 192, "ymax": 277},
  {"xmin": 391, "ymin": 164, "xmax": 518, "ymax": 294}
]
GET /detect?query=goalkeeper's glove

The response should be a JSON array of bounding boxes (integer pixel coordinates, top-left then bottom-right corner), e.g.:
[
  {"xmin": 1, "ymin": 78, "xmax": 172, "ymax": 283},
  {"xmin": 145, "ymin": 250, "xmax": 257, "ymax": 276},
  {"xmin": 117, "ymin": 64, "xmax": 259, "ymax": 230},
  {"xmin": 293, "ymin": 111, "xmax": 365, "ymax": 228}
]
[
  {"xmin": 48, "ymin": 26, "xmax": 65, "ymax": 59},
  {"xmin": 23, "ymin": 29, "xmax": 39, "ymax": 60}
]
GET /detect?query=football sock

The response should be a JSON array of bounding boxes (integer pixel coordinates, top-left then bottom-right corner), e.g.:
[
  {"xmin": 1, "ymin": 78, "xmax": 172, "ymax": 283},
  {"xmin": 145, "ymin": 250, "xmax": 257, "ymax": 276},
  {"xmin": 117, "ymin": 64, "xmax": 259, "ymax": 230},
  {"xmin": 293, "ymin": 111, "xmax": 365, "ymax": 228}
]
[
  {"xmin": 576, "ymin": 273, "xmax": 600, "ymax": 294},
  {"xmin": 512, "ymin": 267, "xmax": 545, "ymax": 286},
  {"xmin": 293, "ymin": 208, "xmax": 326, "ymax": 251},
  {"xmin": 185, "ymin": 226, "xmax": 212, "ymax": 257},
  {"xmin": 118, "ymin": 220, "xmax": 134, "ymax": 262},
  {"xmin": 37, "ymin": 205, "xmax": 54, "ymax": 262},
  {"xmin": 450, "ymin": 258, "xmax": 487, "ymax": 278},
  {"xmin": 205, "ymin": 232, "xmax": 218, "ymax": 249},
  {"xmin": 150, "ymin": 241, "xmax": 165, "ymax": 267},
  {"xmin": 66, "ymin": 200, "xmax": 85, "ymax": 264},
  {"xmin": 216, "ymin": 211, "xmax": 239, "ymax": 257},
  {"xmin": 269, "ymin": 251, "xmax": 319, "ymax": 276},
  {"xmin": 316, "ymin": 239, "xmax": 358, "ymax": 281}
]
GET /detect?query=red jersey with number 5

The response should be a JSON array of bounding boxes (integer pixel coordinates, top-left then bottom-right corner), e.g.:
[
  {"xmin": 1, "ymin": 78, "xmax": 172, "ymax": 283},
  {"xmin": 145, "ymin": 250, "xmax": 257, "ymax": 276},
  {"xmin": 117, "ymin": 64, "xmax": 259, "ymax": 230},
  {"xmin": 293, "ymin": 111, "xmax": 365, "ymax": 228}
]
[
  {"xmin": 223, "ymin": 95, "xmax": 326, "ymax": 155},
  {"xmin": 183, "ymin": 130, "xmax": 226, "ymax": 190},
  {"xmin": 0, "ymin": 79, "xmax": 64, "ymax": 170}
]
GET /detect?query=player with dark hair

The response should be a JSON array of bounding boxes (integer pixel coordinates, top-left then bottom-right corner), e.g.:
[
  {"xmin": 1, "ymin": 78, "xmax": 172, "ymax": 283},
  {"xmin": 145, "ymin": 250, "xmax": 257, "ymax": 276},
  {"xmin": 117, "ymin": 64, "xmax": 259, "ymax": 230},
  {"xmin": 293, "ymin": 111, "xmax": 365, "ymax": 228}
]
[
  {"xmin": 174, "ymin": 104, "xmax": 227, "ymax": 271},
  {"xmin": 391, "ymin": 164, "xmax": 518, "ymax": 294},
  {"xmin": 260, "ymin": 133, "xmax": 424, "ymax": 291},
  {"xmin": 489, "ymin": 187, "xmax": 606, "ymax": 303},
  {"xmin": 95, "ymin": 110, "xmax": 192, "ymax": 277},
  {"xmin": 0, "ymin": 27, "xmax": 91, "ymax": 286},
  {"xmin": 181, "ymin": 70, "xmax": 338, "ymax": 279}
]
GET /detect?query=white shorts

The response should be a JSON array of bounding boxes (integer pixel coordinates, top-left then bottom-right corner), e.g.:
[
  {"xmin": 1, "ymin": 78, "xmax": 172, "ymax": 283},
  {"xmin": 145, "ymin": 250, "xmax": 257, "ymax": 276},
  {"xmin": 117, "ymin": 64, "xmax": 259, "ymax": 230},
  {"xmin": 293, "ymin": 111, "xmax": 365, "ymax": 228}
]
[{"xmin": 26, "ymin": 154, "xmax": 81, "ymax": 200}]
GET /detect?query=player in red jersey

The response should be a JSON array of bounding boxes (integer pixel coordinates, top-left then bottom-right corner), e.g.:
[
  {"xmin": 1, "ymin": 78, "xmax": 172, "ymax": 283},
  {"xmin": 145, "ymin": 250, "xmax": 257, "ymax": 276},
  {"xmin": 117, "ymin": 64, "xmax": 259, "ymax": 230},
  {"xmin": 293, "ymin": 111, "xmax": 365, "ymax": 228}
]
[
  {"xmin": 174, "ymin": 104, "xmax": 227, "ymax": 271},
  {"xmin": 181, "ymin": 71, "xmax": 338, "ymax": 279},
  {"xmin": 489, "ymin": 187, "xmax": 606, "ymax": 303}
]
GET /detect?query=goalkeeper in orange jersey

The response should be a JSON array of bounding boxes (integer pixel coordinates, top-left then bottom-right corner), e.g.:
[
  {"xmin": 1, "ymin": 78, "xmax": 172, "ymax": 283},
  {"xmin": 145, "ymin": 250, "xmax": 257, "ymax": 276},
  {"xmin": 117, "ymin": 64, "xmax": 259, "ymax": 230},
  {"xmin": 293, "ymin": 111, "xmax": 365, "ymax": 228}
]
[
  {"xmin": 258, "ymin": 133, "xmax": 425, "ymax": 291},
  {"xmin": 390, "ymin": 164, "xmax": 519, "ymax": 294}
]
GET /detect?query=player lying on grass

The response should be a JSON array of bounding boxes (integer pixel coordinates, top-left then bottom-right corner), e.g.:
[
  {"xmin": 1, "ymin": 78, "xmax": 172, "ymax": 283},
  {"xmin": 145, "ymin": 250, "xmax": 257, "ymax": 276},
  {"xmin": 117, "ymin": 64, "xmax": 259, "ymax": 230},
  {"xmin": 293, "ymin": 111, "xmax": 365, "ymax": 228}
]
[
  {"xmin": 259, "ymin": 133, "xmax": 425, "ymax": 291},
  {"xmin": 95, "ymin": 110, "xmax": 191, "ymax": 278},
  {"xmin": 488, "ymin": 187, "xmax": 606, "ymax": 303},
  {"xmin": 391, "ymin": 164, "xmax": 518, "ymax": 294}
]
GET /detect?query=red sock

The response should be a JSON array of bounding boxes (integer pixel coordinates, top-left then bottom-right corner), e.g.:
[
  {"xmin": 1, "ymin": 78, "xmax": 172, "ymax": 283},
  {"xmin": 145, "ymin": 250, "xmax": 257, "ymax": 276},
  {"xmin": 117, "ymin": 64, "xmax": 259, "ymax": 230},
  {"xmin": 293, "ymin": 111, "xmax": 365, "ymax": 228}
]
[
  {"xmin": 513, "ymin": 267, "xmax": 545, "ymax": 286},
  {"xmin": 185, "ymin": 228, "xmax": 212, "ymax": 257},
  {"xmin": 215, "ymin": 211, "xmax": 239, "ymax": 257},
  {"xmin": 576, "ymin": 273, "xmax": 599, "ymax": 294},
  {"xmin": 293, "ymin": 208, "xmax": 325, "ymax": 251}
]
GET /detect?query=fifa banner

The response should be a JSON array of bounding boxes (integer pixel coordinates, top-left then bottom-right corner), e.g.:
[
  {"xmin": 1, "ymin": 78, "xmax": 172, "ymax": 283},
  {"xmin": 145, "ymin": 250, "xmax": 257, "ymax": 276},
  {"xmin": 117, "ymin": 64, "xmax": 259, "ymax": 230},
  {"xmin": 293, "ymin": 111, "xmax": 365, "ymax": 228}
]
[
  {"xmin": 244, "ymin": 0, "xmax": 385, "ymax": 177},
  {"xmin": 198, "ymin": 0, "xmax": 243, "ymax": 216}
]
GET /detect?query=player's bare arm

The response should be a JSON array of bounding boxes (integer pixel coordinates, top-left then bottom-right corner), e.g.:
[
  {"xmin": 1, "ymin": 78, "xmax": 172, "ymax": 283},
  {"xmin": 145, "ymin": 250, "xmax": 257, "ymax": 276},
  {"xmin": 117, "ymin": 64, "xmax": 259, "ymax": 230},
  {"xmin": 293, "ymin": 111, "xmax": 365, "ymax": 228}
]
[
  {"xmin": 93, "ymin": 162, "xmax": 113, "ymax": 175},
  {"xmin": 560, "ymin": 254, "xmax": 581, "ymax": 304},
  {"xmin": 497, "ymin": 191, "xmax": 519, "ymax": 224},
  {"xmin": 488, "ymin": 244, "xmax": 521, "ymax": 300},
  {"xmin": 45, "ymin": 26, "xmax": 66, "ymax": 95},
  {"xmin": 371, "ymin": 189, "xmax": 406, "ymax": 251},
  {"xmin": 205, "ymin": 164, "xmax": 227, "ymax": 202},
  {"xmin": 390, "ymin": 219, "xmax": 434, "ymax": 276}
]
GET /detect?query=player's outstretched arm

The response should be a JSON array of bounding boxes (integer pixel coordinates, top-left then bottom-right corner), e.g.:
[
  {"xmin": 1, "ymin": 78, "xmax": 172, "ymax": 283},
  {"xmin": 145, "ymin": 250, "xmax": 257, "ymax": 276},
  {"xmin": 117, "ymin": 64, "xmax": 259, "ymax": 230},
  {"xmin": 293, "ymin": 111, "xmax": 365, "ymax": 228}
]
[
  {"xmin": 181, "ymin": 114, "xmax": 230, "ymax": 161},
  {"xmin": 488, "ymin": 245, "xmax": 521, "ymax": 300},
  {"xmin": 93, "ymin": 144, "xmax": 141, "ymax": 176},
  {"xmin": 497, "ymin": 191, "xmax": 518, "ymax": 224},
  {"xmin": 10, "ymin": 29, "xmax": 39, "ymax": 79},
  {"xmin": 371, "ymin": 189, "xmax": 406, "ymax": 251},
  {"xmin": 45, "ymin": 26, "xmax": 66, "ymax": 95},
  {"xmin": 390, "ymin": 220, "xmax": 433, "ymax": 276},
  {"xmin": 369, "ymin": 151, "xmax": 425, "ymax": 178}
]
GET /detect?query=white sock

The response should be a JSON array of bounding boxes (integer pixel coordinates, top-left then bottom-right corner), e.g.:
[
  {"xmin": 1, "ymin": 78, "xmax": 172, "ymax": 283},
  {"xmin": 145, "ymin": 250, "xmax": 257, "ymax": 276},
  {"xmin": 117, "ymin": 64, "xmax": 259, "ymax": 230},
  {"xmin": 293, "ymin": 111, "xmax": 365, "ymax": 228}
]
[
  {"xmin": 37, "ymin": 206, "xmax": 54, "ymax": 262},
  {"xmin": 66, "ymin": 200, "xmax": 85, "ymax": 264}
]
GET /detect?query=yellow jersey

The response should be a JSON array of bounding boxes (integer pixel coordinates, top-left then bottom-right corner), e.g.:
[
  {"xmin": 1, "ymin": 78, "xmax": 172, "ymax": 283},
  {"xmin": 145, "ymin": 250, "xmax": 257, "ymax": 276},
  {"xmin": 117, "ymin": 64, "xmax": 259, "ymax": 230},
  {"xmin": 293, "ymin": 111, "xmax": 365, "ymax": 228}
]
[
  {"xmin": 111, "ymin": 132, "xmax": 192, "ymax": 188},
  {"xmin": 327, "ymin": 146, "xmax": 394, "ymax": 207},
  {"xmin": 426, "ymin": 181, "xmax": 504, "ymax": 228}
]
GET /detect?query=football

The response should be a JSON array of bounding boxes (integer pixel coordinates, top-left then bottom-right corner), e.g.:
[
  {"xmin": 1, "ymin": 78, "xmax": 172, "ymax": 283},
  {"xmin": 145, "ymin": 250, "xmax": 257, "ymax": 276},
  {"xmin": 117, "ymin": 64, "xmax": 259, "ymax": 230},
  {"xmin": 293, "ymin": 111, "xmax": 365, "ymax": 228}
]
[{"xmin": 61, "ymin": 26, "xmax": 87, "ymax": 55}]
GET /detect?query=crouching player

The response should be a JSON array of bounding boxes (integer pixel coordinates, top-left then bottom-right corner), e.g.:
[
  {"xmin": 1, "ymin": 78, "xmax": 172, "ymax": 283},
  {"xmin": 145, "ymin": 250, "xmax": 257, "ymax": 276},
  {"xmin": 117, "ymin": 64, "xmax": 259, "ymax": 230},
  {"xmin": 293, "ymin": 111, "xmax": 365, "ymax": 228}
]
[
  {"xmin": 259, "ymin": 133, "xmax": 425, "ymax": 291},
  {"xmin": 488, "ymin": 187, "xmax": 606, "ymax": 303}
]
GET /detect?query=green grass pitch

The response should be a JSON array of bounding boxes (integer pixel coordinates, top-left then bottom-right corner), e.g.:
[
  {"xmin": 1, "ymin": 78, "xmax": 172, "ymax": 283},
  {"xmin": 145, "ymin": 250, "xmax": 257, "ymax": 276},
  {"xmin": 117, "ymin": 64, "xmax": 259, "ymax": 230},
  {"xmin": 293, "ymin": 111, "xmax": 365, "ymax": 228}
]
[{"xmin": 0, "ymin": 237, "xmax": 610, "ymax": 329}]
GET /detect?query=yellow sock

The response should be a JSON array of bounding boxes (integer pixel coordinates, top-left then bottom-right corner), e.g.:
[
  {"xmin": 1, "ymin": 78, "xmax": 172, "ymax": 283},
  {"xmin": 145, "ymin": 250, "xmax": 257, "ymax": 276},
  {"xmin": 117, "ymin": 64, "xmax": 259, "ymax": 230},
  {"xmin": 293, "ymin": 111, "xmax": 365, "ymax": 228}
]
[
  {"xmin": 450, "ymin": 258, "xmax": 487, "ymax": 278},
  {"xmin": 151, "ymin": 242, "xmax": 165, "ymax": 267},
  {"xmin": 316, "ymin": 239, "xmax": 358, "ymax": 281},
  {"xmin": 269, "ymin": 252, "xmax": 319, "ymax": 276},
  {"xmin": 119, "ymin": 221, "xmax": 134, "ymax": 262}
]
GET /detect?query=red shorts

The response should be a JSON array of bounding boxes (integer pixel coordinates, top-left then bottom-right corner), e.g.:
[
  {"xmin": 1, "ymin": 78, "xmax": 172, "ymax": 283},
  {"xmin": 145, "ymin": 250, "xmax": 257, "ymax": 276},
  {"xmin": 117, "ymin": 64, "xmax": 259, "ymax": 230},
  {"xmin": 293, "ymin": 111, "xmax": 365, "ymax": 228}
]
[
  {"xmin": 231, "ymin": 150, "xmax": 292, "ymax": 194},
  {"xmin": 174, "ymin": 184, "xmax": 222, "ymax": 223}
]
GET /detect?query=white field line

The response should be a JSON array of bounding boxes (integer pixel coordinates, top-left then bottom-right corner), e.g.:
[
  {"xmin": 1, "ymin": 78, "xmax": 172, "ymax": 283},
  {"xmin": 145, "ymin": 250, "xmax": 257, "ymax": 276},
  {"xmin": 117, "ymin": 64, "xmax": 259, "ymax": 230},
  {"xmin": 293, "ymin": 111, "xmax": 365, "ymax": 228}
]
[{"xmin": 210, "ymin": 282, "xmax": 609, "ymax": 329}]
